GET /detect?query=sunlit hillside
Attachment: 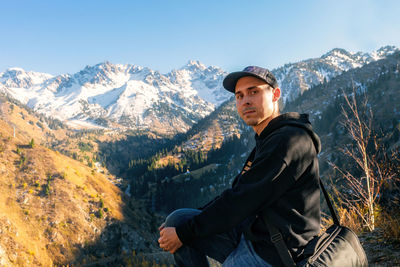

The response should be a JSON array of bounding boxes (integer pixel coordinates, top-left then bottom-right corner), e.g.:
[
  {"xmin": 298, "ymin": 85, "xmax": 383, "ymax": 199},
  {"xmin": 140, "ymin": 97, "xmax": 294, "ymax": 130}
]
[{"xmin": 0, "ymin": 99, "xmax": 160, "ymax": 265}]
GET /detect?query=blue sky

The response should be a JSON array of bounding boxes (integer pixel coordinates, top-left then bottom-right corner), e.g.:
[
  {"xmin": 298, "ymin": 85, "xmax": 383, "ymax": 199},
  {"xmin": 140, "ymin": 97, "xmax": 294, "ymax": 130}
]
[{"xmin": 1, "ymin": 0, "xmax": 400, "ymax": 75}]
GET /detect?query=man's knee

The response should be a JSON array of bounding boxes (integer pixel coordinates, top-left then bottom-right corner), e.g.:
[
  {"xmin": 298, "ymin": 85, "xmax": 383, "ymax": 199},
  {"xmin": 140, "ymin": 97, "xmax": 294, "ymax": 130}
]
[{"xmin": 164, "ymin": 208, "xmax": 201, "ymax": 227}]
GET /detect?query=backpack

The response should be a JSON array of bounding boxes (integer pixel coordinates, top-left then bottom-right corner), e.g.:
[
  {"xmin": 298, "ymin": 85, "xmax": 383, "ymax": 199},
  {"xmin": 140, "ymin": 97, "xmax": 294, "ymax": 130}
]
[{"xmin": 264, "ymin": 179, "xmax": 368, "ymax": 267}]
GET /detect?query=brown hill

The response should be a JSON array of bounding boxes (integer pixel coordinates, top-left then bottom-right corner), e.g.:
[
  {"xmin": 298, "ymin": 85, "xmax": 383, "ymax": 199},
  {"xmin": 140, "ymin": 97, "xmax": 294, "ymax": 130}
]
[{"xmin": 0, "ymin": 98, "xmax": 159, "ymax": 265}]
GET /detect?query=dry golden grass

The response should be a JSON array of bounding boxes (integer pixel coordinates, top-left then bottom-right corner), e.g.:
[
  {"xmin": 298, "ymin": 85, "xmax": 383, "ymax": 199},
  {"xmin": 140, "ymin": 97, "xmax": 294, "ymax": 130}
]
[
  {"xmin": 0, "ymin": 111, "xmax": 128, "ymax": 265},
  {"xmin": 156, "ymin": 155, "xmax": 180, "ymax": 168},
  {"xmin": 187, "ymin": 119, "xmax": 226, "ymax": 152},
  {"xmin": 1, "ymin": 101, "xmax": 67, "ymax": 144},
  {"xmin": 377, "ymin": 210, "xmax": 400, "ymax": 241}
]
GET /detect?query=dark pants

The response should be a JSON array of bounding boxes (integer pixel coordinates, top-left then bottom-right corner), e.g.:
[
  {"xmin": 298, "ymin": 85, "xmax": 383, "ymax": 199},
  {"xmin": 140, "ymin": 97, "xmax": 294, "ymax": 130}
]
[{"xmin": 164, "ymin": 208, "xmax": 272, "ymax": 267}]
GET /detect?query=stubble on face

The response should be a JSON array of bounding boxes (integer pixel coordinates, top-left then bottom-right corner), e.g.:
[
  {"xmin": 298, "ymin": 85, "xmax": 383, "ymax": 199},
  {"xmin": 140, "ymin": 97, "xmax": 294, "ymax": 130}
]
[{"xmin": 240, "ymin": 106, "xmax": 259, "ymax": 126}]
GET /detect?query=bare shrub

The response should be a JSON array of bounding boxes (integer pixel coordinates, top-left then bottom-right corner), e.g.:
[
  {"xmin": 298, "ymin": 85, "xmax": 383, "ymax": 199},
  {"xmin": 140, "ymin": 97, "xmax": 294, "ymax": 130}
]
[{"xmin": 330, "ymin": 88, "xmax": 395, "ymax": 232}]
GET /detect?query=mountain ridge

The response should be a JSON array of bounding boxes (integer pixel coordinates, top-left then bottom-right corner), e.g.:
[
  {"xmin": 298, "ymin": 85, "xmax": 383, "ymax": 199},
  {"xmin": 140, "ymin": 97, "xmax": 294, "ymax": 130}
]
[
  {"xmin": 272, "ymin": 45, "xmax": 398, "ymax": 103},
  {"xmin": 0, "ymin": 46, "xmax": 397, "ymax": 135}
]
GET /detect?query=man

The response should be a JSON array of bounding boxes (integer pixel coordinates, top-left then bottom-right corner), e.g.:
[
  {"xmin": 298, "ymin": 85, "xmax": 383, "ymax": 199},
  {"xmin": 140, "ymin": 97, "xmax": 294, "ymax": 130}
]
[{"xmin": 158, "ymin": 66, "xmax": 321, "ymax": 266}]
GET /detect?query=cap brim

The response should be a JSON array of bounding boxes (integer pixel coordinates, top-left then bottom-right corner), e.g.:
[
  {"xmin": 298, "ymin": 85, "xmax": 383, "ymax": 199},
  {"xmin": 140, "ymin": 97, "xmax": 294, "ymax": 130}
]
[{"xmin": 223, "ymin": 71, "xmax": 269, "ymax": 93}]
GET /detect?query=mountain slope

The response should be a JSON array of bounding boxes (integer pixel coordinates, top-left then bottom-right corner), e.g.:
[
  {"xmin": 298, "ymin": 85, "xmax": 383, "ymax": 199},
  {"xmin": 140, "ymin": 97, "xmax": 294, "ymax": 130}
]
[
  {"xmin": 0, "ymin": 98, "xmax": 159, "ymax": 265},
  {"xmin": 272, "ymin": 45, "xmax": 398, "ymax": 103}
]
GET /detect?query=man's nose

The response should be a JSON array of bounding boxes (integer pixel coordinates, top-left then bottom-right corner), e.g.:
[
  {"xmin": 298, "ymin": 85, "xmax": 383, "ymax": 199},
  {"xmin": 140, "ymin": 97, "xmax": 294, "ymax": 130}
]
[{"xmin": 242, "ymin": 95, "xmax": 251, "ymax": 106}]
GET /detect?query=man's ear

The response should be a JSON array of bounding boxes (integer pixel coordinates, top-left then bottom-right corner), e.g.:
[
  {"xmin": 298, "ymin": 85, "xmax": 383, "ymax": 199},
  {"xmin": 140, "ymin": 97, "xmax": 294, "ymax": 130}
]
[{"xmin": 273, "ymin": 88, "xmax": 281, "ymax": 102}]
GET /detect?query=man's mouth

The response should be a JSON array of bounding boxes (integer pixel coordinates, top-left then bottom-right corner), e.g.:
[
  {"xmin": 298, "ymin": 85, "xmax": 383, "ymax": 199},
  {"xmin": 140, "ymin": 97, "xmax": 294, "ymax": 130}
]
[{"xmin": 243, "ymin": 109, "xmax": 256, "ymax": 115}]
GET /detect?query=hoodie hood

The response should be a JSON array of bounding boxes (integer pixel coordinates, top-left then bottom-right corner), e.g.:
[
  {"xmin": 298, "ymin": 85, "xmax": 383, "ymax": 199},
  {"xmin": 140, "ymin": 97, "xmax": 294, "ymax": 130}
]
[{"xmin": 256, "ymin": 112, "xmax": 321, "ymax": 154}]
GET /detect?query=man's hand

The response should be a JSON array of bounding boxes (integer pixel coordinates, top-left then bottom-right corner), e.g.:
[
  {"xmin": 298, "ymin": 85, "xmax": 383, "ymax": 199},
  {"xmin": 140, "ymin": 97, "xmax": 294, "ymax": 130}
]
[{"xmin": 158, "ymin": 226, "xmax": 183, "ymax": 254}]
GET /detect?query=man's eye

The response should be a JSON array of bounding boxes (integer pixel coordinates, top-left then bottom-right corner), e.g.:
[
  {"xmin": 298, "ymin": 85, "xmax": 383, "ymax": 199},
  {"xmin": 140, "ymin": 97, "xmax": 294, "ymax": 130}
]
[
  {"xmin": 251, "ymin": 90, "xmax": 258, "ymax": 95},
  {"xmin": 236, "ymin": 95, "xmax": 243, "ymax": 100}
]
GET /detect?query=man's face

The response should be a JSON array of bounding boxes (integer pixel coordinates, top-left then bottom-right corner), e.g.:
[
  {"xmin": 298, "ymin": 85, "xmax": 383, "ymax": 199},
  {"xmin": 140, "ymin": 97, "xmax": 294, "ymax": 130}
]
[{"xmin": 234, "ymin": 76, "xmax": 280, "ymax": 133}]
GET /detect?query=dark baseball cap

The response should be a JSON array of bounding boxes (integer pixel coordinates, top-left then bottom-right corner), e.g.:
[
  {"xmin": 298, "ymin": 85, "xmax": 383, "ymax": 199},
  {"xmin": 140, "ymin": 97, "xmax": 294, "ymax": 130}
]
[{"xmin": 223, "ymin": 66, "xmax": 278, "ymax": 93}]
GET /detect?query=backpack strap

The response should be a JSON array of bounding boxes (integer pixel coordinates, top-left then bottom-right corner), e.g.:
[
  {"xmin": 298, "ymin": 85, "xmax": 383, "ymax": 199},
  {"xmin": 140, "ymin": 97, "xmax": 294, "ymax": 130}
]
[
  {"xmin": 262, "ymin": 178, "xmax": 341, "ymax": 267},
  {"xmin": 265, "ymin": 222, "xmax": 296, "ymax": 267},
  {"xmin": 319, "ymin": 179, "xmax": 340, "ymax": 225}
]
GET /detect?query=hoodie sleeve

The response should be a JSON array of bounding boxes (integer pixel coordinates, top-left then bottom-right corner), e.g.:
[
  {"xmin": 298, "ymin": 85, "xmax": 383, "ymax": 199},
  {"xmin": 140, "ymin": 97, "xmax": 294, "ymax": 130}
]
[{"xmin": 175, "ymin": 127, "xmax": 317, "ymax": 244}]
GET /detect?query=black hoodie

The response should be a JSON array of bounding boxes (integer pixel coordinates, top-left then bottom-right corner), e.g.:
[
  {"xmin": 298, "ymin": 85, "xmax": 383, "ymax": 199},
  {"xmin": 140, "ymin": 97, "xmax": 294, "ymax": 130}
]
[{"xmin": 176, "ymin": 112, "xmax": 321, "ymax": 266}]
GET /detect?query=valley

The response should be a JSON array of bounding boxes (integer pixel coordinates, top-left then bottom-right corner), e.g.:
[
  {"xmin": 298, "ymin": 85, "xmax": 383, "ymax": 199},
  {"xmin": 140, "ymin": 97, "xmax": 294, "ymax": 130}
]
[{"xmin": 1, "ymin": 46, "xmax": 399, "ymax": 266}]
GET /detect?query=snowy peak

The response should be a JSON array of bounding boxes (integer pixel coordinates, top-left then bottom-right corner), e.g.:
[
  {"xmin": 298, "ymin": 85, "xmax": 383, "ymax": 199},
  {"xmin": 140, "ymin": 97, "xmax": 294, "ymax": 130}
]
[
  {"xmin": 321, "ymin": 46, "xmax": 398, "ymax": 70},
  {"xmin": 181, "ymin": 60, "xmax": 207, "ymax": 71},
  {"xmin": 70, "ymin": 62, "xmax": 167, "ymax": 89},
  {"xmin": 272, "ymin": 46, "xmax": 399, "ymax": 103},
  {"xmin": 322, "ymin": 48, "xmax": 354, "ymax": 59},
  {"xmin": 0, "ymin": 67, "xmax": 53, "ymax": 88},
  {"xmin": 167, "ymin": 60, "xmax": 230, "ymax": 105},
  {"xmin": 321, "ymin": 48, "xmax": 365, "ymax": 70},
  {"xmin": 73, "ymin": 62, "xmax": 132, "ymax": 87},
  {"xmin": 371, "ymin": 45, "xmax": 398, "ymax": 59}
]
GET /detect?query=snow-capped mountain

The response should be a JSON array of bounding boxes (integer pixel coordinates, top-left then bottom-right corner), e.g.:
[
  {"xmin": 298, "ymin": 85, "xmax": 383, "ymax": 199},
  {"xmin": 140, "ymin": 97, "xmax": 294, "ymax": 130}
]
[
  {"xmin": 0, "ymin": 46, "xmax": 397, "ymax": 133},
  {"xmin": 0, "ymin": 62, "xmax": 227, "ymax": 134},
  {"xmin": 272, "ymin": 45, "xmax": 398, "ymax": 103},
  {"xmin": 0, "ymin": 67, "xmax": 53, "ymax": 88},
  {"xmin": 167, "ymin": 60, "xmax": 231, "ymax": 105}
]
